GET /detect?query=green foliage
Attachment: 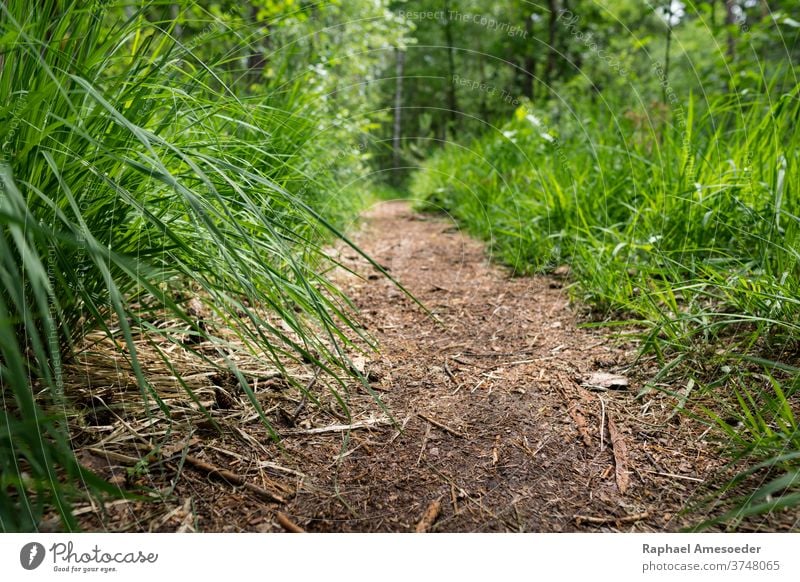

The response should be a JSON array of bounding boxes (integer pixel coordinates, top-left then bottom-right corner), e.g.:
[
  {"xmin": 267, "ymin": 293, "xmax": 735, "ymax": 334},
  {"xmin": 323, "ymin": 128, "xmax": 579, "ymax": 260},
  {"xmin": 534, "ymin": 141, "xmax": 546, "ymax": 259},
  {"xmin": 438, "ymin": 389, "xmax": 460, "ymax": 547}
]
[{"xmin": 379, "ymin": 0, "xmax": 800, "ymax": 175}]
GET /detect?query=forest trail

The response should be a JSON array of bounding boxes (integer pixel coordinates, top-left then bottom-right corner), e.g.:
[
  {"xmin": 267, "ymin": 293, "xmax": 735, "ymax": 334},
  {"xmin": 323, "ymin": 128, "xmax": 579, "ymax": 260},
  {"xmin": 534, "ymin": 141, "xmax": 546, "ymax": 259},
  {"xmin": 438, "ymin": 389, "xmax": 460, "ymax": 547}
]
[
  {"xmin": 75, "ymin": 201, "xmax": 715, "ymax": 533},
  {"xmin": 274, "ymin": 201, "xmax": 712, "ymax": 532}
]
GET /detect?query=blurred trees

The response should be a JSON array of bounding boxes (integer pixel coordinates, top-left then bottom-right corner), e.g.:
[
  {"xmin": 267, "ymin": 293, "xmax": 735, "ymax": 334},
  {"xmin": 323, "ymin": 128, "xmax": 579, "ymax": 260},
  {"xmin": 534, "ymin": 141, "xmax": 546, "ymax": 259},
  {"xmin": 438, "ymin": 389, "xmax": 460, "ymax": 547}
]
[{"xmin": 376, "ymin": 0, "xmax": 799, "ymax": 181}]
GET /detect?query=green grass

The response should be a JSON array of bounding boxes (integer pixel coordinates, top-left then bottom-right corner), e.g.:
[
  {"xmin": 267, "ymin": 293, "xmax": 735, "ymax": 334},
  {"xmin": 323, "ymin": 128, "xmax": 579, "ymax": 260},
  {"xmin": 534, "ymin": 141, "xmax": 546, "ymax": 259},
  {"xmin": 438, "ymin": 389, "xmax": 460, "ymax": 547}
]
[
  {"xmin": 0, "ymin": 0, "xmax": 378, "ymax": 531},
  {"xmin": 412, "ymin": 85, "xmax": 800, "ymax": 529}
]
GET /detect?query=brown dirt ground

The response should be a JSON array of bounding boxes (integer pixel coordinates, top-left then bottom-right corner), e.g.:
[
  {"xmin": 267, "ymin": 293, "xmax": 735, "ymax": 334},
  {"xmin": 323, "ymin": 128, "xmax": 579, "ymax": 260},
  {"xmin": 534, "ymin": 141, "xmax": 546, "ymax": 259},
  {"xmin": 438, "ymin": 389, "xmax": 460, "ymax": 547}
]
[{"xmin": 68, "ymin": 201, "xmax": 735, "ymax": 532}]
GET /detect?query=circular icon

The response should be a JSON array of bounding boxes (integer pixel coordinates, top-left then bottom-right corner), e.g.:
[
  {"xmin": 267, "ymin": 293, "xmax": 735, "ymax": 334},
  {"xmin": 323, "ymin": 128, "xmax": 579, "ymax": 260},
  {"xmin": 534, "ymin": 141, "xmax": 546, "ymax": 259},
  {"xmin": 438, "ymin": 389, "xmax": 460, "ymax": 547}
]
[{"xmin": 20, "ymin": 542, "xmax": 46, "ymax": 570}]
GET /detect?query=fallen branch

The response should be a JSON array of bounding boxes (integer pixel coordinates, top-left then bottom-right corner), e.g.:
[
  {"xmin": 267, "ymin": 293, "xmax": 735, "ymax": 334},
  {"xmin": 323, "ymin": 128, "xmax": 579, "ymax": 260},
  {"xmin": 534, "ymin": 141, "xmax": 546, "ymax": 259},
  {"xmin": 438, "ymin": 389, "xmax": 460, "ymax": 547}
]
[
  {"xmin": 276, "ymin": 511, "xmax": 305, "ymax": 533},
  {"xmin": 417, "ymin": 412, "xmax": 467, "ymax": 438},
  {"xmin": 574, "ymin": 512, "xmax": 649, "ymax": 526},
  {"xmin": 415, "ymin": 498, "xmax": 442, "ymax": 532}
]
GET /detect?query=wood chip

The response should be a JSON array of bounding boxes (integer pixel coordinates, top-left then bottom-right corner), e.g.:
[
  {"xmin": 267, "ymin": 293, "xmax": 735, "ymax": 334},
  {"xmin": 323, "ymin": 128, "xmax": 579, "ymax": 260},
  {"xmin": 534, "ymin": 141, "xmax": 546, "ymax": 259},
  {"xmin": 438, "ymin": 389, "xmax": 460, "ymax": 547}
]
[
  {"xmin": 569, "ymin": 404, "xmax": 593, "ymax": 447},
  {"xmin": 350, "ymin": 356, "xmax": 368, "ymax": 375},
  {"xmin": 415, "ymin": 498, "xmax": 442, "ymax": 532},
  {"xmin": 553, "ymin": 265, "xmax": 571, "ymax": 277},
  {"xmin": 582, "ymin": 371, "xmax": 629, "ymax": 391}
]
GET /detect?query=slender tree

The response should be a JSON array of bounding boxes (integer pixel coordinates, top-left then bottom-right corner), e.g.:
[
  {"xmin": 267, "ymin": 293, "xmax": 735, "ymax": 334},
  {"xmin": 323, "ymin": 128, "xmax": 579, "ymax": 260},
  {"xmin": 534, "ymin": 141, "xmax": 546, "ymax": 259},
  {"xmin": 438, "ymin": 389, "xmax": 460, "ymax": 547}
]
[
  {"xmin": 725, "ymin": 0, "xmax": 737, "ymax": 60},
  {"xmin": 393, "ymin": 47, "xmax": 405, "ymax": 178},
  {"xmin": 522, "ymin": 11, "xmax": 536, "ymax": 99},
  {"xmin": 663, "ymin": 2, "xmax": 673, "ymax": 103},
  {"xmin": 442, "ymin": 0, "xmax": 459, "ymax": 137}
]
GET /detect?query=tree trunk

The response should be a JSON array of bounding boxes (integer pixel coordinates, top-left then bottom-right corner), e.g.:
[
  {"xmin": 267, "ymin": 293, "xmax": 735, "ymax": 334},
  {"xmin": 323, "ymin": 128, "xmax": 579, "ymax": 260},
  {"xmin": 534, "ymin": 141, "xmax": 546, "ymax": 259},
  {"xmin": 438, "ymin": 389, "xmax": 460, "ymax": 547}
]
[
  {"xmin": 248, "ymin": 4, "xmax": 269, "ymax": 81},
  {"xmin": 663, "ymin": 3, "xmax": 673, "ymax": 103},
  {"xmin": 545, "ymin": 0, "xmax": 560, "ymax": 88},
  {"xmin": 725, "ymin": 0, "xmax": 736, "ymax": 60},
  {"xmin": 170, "ymin": 4, "xmax": 183, "ymax": 39},
  {"xmin": 393, "ymin": 48, "xmax": 405, "ymax": 175},
  {"xmin": 443, "ymin": 0, "xmax": 459, "ymax": 137},
  {"xmin": 476, "ymin": 34, "xmax": 489, "ymax": 119},
  {"xmin": 522, "ymin": 13, "xmax": 536, "ymax": 99}
]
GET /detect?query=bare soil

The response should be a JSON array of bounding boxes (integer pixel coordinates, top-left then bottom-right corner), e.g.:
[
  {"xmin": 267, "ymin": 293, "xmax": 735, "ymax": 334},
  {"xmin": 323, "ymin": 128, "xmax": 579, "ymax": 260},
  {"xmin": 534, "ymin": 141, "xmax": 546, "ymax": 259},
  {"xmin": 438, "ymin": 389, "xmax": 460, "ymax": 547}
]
[{"xmin": 71, "ymin": 201, "xmax": 724, "ymax": 532}]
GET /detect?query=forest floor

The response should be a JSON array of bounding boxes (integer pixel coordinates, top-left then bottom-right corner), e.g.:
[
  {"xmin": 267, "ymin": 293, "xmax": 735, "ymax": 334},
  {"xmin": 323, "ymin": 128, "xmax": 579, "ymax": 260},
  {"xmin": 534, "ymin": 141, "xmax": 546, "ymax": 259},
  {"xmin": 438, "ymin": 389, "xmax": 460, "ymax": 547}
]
[{"xmin": 72, "ymin": 201, "xmax": 726, "ymax": 532}]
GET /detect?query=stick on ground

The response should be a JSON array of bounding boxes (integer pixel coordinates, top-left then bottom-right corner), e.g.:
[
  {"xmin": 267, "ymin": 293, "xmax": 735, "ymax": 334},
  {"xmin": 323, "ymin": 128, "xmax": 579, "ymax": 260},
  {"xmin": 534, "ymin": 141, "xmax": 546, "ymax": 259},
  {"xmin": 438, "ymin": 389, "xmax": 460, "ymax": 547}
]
[
  {"xmin": 276, "ymin": 511, "xmax": 305, "ymax": 533},
  {"xmin": 183, "ymin": 454, "xmax": 286, "ymax": 504},
  {"xmin": 417, "ymin": 412, "xmax": 466, "ymax": 438},
  {"xmin": 574, "ymin": 512, "xmax": 649, "ymax": 526},
  {"xmin": 281, "ymin": 416, "xmax": 391, "ymax": 436}
]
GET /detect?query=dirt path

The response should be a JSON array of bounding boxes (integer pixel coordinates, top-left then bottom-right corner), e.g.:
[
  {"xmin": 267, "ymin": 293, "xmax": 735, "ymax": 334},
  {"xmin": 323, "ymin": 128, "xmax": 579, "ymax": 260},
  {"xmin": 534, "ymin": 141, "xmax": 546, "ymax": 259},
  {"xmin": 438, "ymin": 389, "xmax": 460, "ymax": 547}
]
[
  {"xmin": 274, "ymin": 201, "xmax": 710, "ymax": 532},
  {"xmin": 76, "ymin": 201, "xmax": 715, "ymax": 532}
]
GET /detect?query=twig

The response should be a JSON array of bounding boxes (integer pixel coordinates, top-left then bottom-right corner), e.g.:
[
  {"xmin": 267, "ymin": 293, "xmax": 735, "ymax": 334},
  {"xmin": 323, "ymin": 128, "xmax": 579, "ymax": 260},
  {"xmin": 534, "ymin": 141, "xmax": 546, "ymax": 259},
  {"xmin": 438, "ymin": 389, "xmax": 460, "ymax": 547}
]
[
  {"xmin": 236, "ymin": 370, "xmax": 283, "ymax": 380},
  {"xmin": 386, "ymin": 414, "xmax": 412, "ymax": 444},
  {"xmin": 415, "ymin": 498, "xmax": 442, "ymax": 533},
  {"xmin": 598, "ymin": 396, "xmax": 606, "ymax": 452},
  {"xmin": 417, "ymin": 421, "xmax": 431, "ymax": 466},
  {"xmin": 517, "ymin": 436, "xmax": 549, "ymax": 458},
  {"xmin": 254, "ymin": 460, "xmax": 307, "ymax": 479},
  {"xmin": 461, "ymin": 351, "xmax": 537, "ymax": 357},
  {"xmin": 276, "ymin": 511, "xmax": 305, "ymax": 533},
  {"xmin": 642, "ymin": 469, "xmax": 704, "ymax": 483},
  {"xmin": 87, "ymin": 447, "xmax": 141, "ymax": 465},
  {"xmin": 417, "ymin": 412, "xmax": 466, "ymax": 438},
  {"xmin": 501, "ymin": 357, "xmax": 556, "ymax": 366},
  {"xmin": 428, "ymin": 466, "xmax": 500, "ymax": 521},
  {"xmin": 182, "ymin": 454, "xmax": 286, "ymax": 504},
  {"xmin": 443, "ymin": 359, "xmax": 456, "ymax": 380},
  {"xmin": 281, "ymin": 416, "xmax": 391, "ymax": 435},
  {"xmin": 574, "ymin": 512, "xmax": 650, "ymax": 526}
]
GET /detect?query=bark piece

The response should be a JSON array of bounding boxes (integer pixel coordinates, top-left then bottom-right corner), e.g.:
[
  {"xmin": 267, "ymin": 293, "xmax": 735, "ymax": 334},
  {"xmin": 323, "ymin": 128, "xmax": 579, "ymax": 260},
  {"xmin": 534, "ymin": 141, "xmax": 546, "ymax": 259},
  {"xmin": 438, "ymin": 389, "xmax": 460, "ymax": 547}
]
[
  {"xmin": 607, "ymin": 413, "xmax": 630, "ymax": 494},
  {"xmin": 415, "ymin": 498, "xmax": 442, "ymax": 533}
]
